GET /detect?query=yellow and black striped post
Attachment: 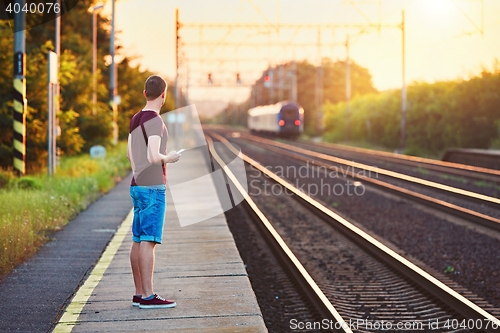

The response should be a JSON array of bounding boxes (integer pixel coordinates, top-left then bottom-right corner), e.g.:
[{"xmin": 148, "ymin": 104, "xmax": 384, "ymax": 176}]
[{"xmin": 13, "ymin": 1, "xmax": 26, "ymax": 175}]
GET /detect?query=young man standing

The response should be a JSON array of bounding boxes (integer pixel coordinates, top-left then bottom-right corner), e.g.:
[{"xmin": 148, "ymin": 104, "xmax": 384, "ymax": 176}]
[{"xmin": 127, "ymin": 75, "xmax": 180, "ymax": 309}]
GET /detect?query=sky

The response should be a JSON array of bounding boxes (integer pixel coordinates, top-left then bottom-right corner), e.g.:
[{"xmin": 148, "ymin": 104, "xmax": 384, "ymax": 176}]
[{"xmin": 100, "ymin": 0, "xmax": 500, "ymax": 108}]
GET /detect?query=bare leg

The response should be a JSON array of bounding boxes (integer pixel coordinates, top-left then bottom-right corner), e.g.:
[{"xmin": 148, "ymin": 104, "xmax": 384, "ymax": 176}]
[
  {"xmin": 130, "ymin": 242, "xmax": 143, "ymax": 296},
  {"xmin": 139, "ymin": 241, "xmax": 156, "ymax": 297}
]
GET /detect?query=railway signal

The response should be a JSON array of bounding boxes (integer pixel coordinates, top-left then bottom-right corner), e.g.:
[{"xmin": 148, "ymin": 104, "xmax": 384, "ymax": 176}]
[{"xmin": 263, "ymin": 72, "xmax": 271, "ymax": 88}]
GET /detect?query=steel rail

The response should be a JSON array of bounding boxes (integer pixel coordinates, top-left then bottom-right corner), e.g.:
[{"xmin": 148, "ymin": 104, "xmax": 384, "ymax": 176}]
[
  {"xmin": 234, "ymin": 131, "xmax": 500, "ymax": 208},
  {"xmin": 293, "ymin": 139, "xmax": 500, "ymax": 183},
  {"xmin": 205, "ymin": 135, "xmax": 352, "ymax": 333},
  {"xmin": 208, "ymin": 130, "xmax": 500, "ymax": 231},
  {"xmin": 207, "ymin": 131, "xmax": 500, "ymax": 332}
]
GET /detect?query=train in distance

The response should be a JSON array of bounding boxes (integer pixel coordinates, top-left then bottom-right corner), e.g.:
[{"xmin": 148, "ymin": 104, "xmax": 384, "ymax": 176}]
[{"xmin": 247, "ymin": 101, "xmax": 304, "ymax": 138}]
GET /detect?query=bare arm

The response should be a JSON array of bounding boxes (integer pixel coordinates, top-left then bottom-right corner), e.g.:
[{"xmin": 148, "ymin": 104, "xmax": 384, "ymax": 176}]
[
  {"xmin": 127, "ymin": 134, "xmax": 136, "ymax": 171},
  {"xmin": 147, "ymin": 135, "xmax": 180, "ymax": 164}
]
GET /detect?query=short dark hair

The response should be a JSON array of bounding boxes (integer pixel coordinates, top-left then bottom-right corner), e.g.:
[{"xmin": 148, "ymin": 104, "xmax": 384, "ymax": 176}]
[{"xmin": 144, "ymin": 75, "xmax": 167, "ymax": 100}]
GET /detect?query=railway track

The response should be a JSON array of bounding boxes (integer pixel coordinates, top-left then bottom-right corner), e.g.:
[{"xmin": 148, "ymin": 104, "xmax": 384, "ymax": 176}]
[
  {"xmin": 209, "ymin": 128, "xmax": 500, "ymax": 232},
  {"xmin": 209, "ymin": 125, "xmax": 500, "ymax": 190},
  {"xmin": 291, "ymin": 139, "xmax": 500, "ymax": 186},
  {"xmin": 205, "ymin": 132, "xmax": 500, "ymax": 333}
]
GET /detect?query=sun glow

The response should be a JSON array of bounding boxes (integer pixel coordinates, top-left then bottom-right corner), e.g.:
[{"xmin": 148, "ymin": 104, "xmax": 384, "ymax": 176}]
[{"xmin": 420, "ymin": 0, "xmax": 455, "ymax": 17}]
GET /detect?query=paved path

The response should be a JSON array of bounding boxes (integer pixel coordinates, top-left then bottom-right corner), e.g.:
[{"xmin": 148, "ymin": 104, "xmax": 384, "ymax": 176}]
[
  {"xmin": 52, "ymin": 146, "xmax": 267, "ymax": 332},
  {"xmin": 1, "ymin": 139, "xmax": 267, "ymax": 332},
  {"xmin": 54, "ymin": 193, "xmax": 266, "ymax": 332}
]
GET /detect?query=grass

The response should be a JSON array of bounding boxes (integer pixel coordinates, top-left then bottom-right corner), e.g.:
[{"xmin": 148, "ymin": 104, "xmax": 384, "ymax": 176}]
[
  {"xmin": 440, "ymin": 174, "xmax": 468, "ymax": 184},
  {"xmin": 473, "ymin": 180, "xmax": 500, "ymax": 191},
  {"xmin": 0, "ymin": 142, "xmax": 130, "ymax": 278},
  {"xmin": 416, "ymin": 166, "xmax": 431, "ymax": 175}
]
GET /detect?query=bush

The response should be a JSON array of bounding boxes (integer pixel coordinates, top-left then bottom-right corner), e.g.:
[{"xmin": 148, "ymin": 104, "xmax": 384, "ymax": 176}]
[
  {"xmin": 9, "ymin": 176, "xmax": 43, "ymax": 190},
  {"xmin": 0, "ymin": 170, "xmax": 12, "ymax": 189},
  {"xmin": 323, "ymin": 67, "xmax": 500, "ymax": 157}
]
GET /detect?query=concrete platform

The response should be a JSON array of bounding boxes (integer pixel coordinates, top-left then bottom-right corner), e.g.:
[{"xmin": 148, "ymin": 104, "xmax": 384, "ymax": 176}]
[{"xmin": 53, "ymin": 144, "xmax": 267, "ymax": 332}]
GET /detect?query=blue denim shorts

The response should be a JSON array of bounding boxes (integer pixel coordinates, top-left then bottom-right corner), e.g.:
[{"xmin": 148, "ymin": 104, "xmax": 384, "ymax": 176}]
[{"xmin": 130, "ymin": 185, "xmax": 166, "ymax": 243}]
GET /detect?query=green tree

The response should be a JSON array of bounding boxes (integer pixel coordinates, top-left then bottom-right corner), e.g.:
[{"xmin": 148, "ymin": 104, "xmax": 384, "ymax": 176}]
[
  {"xmin": 237, "ymin": 59, "xmax": 377, "ymax": 135},
  {"xmin": 0, "ymin": 21, "xmax": 14, "ymax": 169},
  {"xmin": 0, "ymin": 0, "xmax": 179, "ymax": 172},
  {"xmin": 323, "ymin": 64, "xmax": 500, "ymax": 157}
]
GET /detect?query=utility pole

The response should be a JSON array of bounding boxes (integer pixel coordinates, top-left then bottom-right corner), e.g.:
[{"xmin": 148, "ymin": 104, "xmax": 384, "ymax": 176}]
[
  {"xmin": 315, "ymin": 29, "xmax": 324, "ymax": 135},
  {"xmin": 47, "ymin": 0, "xmax": 60, "ymax": 176},
  {"xmin": 291, "ymin": 60, "xmax": 297, "ymax": 102},
  {"xmin": 174, "ymin": 8, "xmax": 180, "ymax": 150},
  {"xmin": 400, "ymin": 10, "xmax": 406, "ymax": 152},
  {"xmin": 345, "ymin": 35, "xmax": 351, "ymax": 142},
  {"xmin": 93, "ymin": 7, "xmax": 97, "ymax": 116},
  {"xmin": 278, "ymin": 65, "xmax": 284, "ymax": 101},
  {"xmin": 52, "ymin": 0, "xmax": 60, "ymax": 174},
  {"xmin": 55, "ymin": 0, "xmax": 60, "ymax": 101},
  {"xmin": 175, "ymin": 8, "xmax": 180, "ymax": 109},
  {"xmin": 269, "ymin": 68, "xmax": 274, "ymax": 103},
  {"xmin": 92, "ymin": 4, "xmax": 104, "ymax": 116},
  {"xmin": 13, "ymin": 0, "xmax": 26, "ymax": 175},
  {"xmin": 48, "ymin": 52, "xmax": 57, "ymax": 176},
  {"xmin": 109, "ymin": 0, "xmax": 118, "ymax": 144}
]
